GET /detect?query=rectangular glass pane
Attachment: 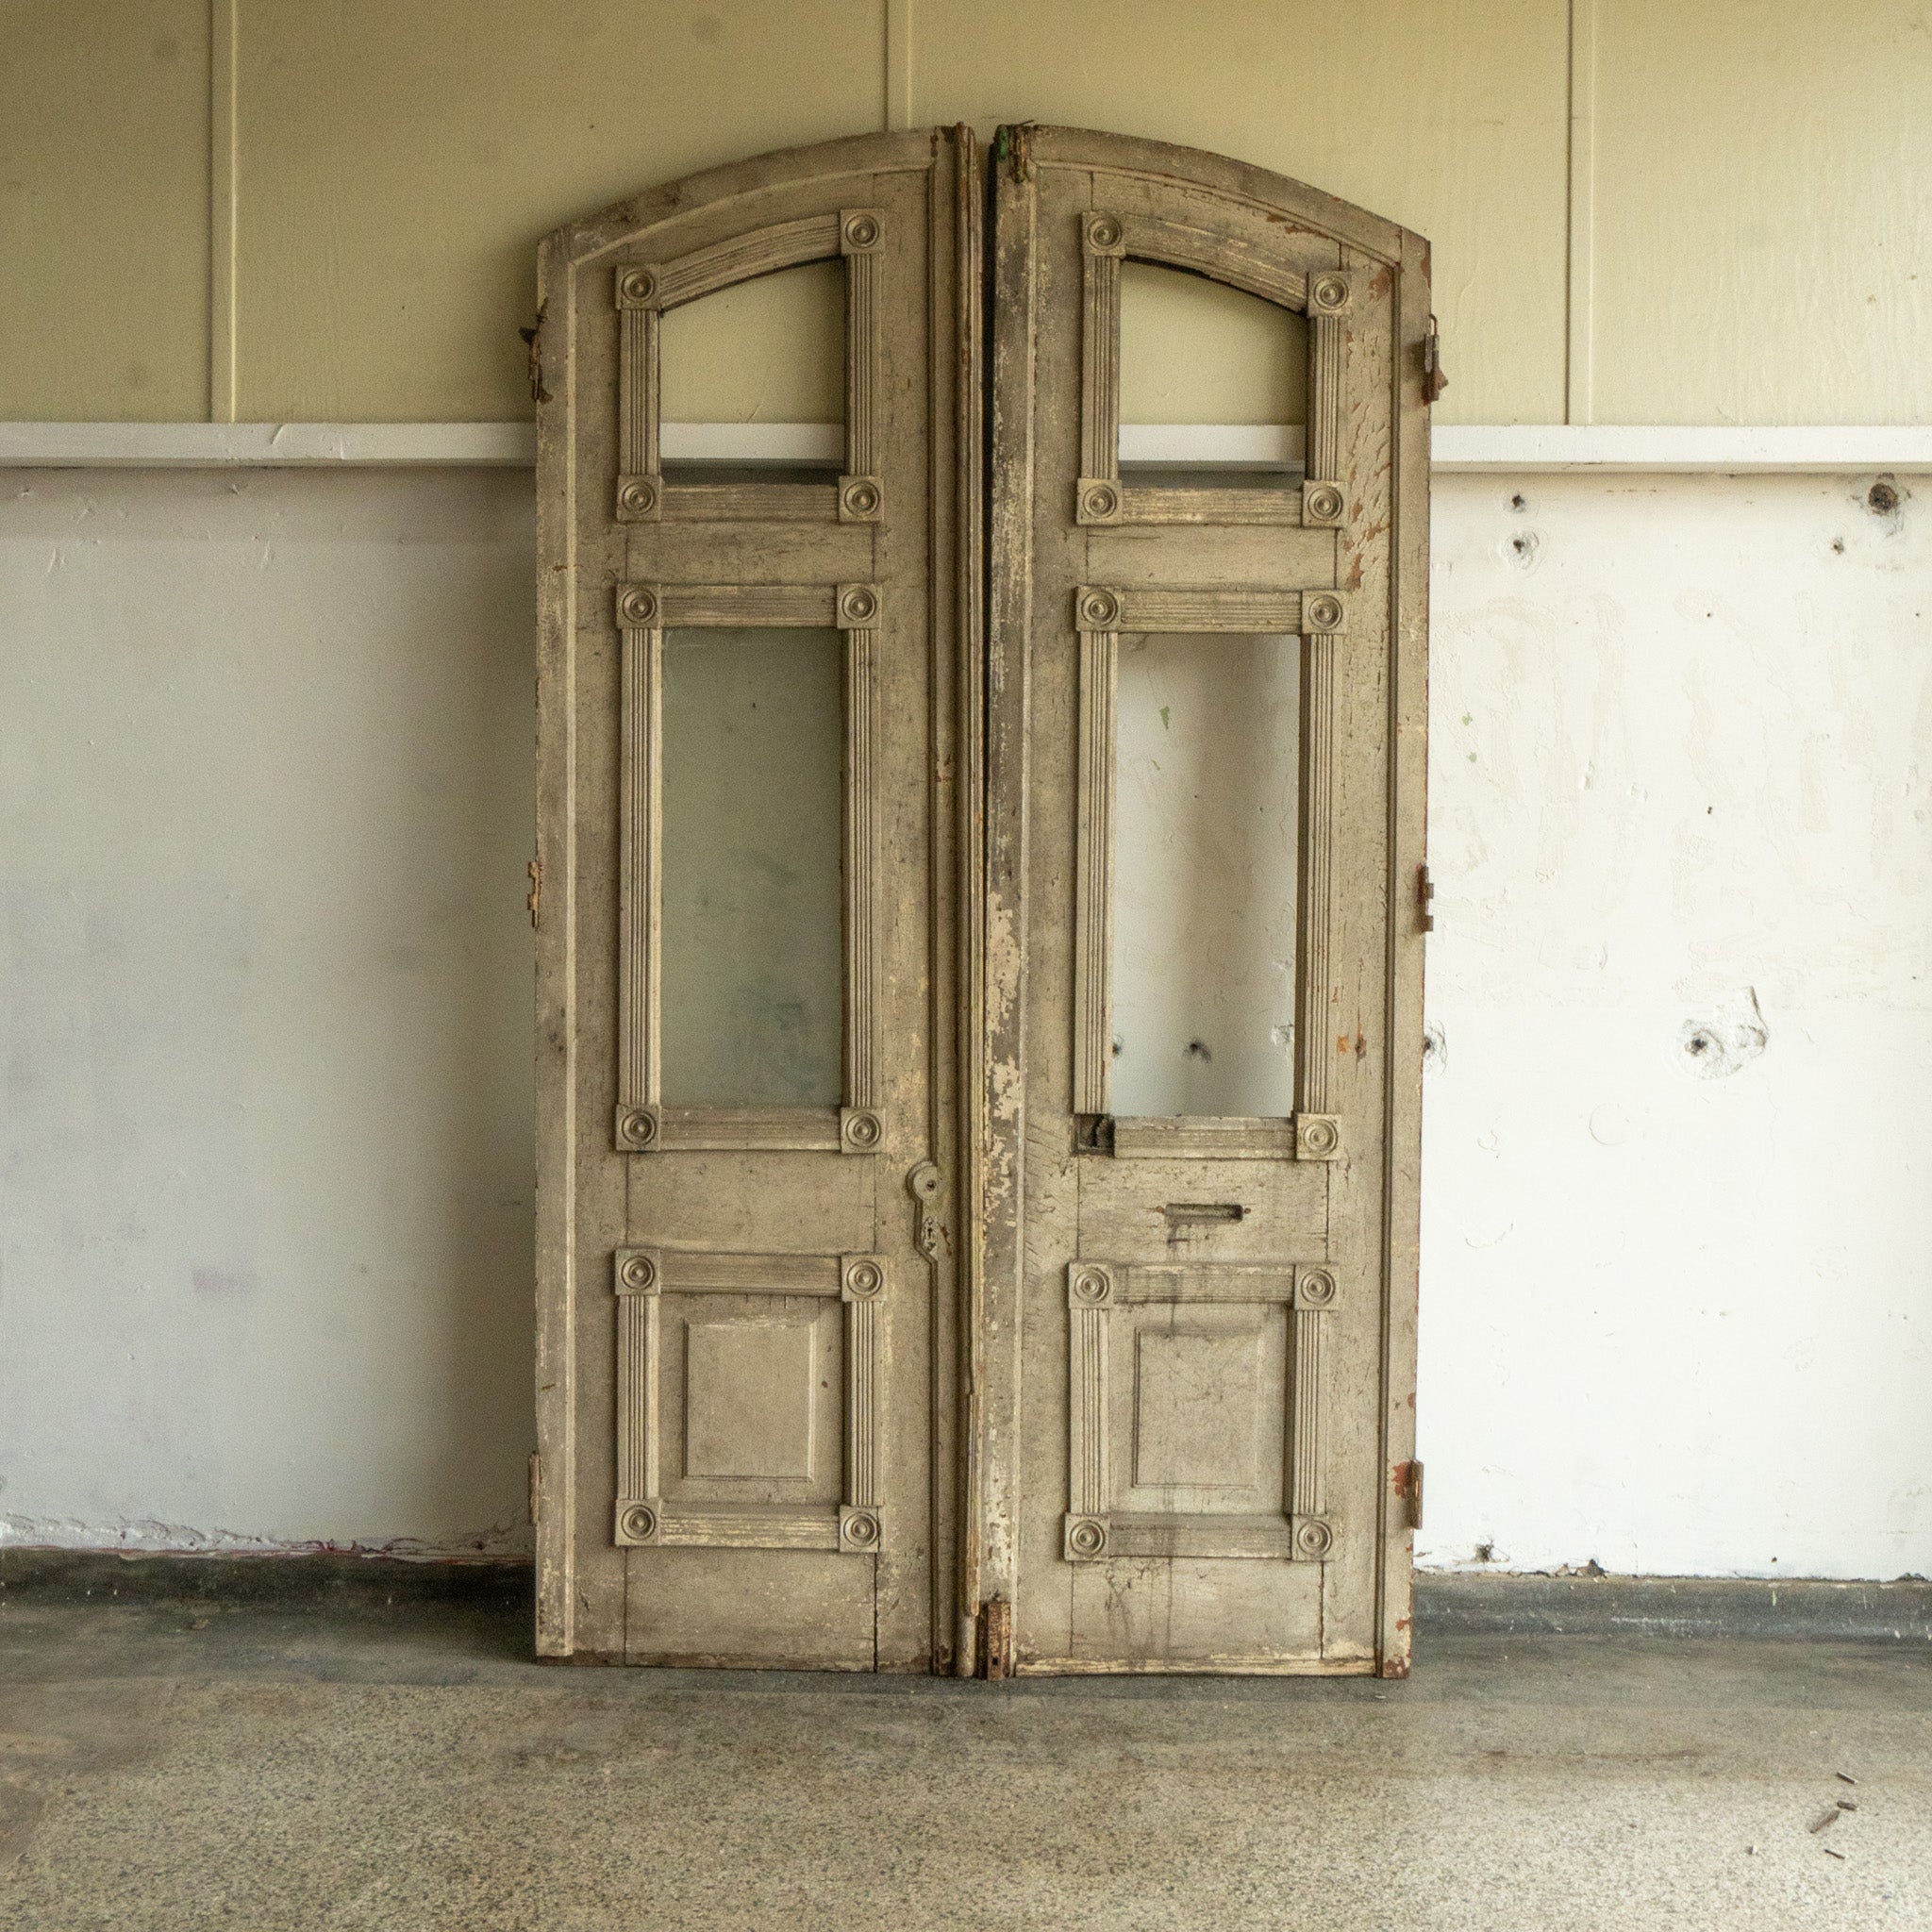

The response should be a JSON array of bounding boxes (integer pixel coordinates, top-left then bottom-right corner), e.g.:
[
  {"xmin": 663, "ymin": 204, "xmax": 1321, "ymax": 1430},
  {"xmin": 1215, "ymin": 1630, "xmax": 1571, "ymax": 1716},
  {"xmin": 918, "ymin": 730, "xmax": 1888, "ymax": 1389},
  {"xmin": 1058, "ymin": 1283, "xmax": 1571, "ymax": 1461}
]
[
  {"xmin": 1110, "ymin": 632, "xmax": 1300, "ymax": 1118},
  {"xmin": 659, "ymin": 627, "xmax": 842, "ymax": 1108}
]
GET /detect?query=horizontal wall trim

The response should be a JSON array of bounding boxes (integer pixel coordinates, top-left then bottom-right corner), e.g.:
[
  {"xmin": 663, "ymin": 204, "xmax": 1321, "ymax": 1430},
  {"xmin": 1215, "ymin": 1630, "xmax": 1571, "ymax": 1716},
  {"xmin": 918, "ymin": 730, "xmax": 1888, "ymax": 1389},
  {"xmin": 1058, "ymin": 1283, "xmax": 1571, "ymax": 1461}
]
[
  {"xmin": 4, "ymin": 422, "xmax": 1930, "ymax": 474},
  {"xmin": 0, "ymin": 422, "xmax": 541, "ymax": 467},
  {"xmin": 1431, "ymin": 424, "xmax": 1932, "ymax": 473}
]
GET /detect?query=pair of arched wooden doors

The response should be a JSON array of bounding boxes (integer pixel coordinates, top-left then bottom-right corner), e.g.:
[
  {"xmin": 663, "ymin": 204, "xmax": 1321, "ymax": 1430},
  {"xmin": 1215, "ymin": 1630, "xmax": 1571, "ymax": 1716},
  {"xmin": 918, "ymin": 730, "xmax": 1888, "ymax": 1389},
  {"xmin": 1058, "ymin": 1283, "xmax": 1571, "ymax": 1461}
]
[{"xmin": 534, "ymin": 126, "xmax": 1430, "ymax": 1675}]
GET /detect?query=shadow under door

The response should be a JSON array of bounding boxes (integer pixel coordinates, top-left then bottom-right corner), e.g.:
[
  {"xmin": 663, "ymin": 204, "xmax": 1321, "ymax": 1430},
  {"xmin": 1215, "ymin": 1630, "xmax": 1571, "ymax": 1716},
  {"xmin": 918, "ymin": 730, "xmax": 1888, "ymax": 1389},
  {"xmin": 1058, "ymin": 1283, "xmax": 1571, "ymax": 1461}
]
[{"xmin": 534, "ymin": 125, "xmax": 1431, "ymax": 1676}]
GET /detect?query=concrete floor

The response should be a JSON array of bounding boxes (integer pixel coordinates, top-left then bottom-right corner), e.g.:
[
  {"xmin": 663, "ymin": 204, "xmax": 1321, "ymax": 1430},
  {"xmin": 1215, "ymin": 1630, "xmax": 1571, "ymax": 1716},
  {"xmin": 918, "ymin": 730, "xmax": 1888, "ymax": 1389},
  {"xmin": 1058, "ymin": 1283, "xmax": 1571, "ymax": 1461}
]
[{"xmin": 1, "ymin": 1565, "xmax": 1928, "ymax": 1930}]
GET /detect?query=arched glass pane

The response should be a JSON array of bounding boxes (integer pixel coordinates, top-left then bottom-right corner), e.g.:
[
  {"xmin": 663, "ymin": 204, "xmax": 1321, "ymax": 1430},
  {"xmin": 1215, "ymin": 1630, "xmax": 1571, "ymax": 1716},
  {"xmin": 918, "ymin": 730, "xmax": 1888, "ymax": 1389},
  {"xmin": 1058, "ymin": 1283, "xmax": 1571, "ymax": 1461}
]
[
  {"xmin": 1119, "ymin": 262, "xmax": 1307, "ymax": 476},
  {"xmin": 660, "ymin": 258, "xmax": 844, "ymax": 473}
]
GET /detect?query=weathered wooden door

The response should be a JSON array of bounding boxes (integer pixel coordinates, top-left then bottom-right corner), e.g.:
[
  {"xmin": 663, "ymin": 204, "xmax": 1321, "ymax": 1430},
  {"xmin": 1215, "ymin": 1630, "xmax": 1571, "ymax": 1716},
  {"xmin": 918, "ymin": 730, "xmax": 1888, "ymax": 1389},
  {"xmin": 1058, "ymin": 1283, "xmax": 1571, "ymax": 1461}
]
[
  {"xmin": 535, "ymin": 125, "xmax": 1428, "ymax": 1675},
  {"xmin": 533, "ymin": 130, "xmax": 980, "ymax": 1667},
  {"xmin": 974, "ymin": 128, "xmax": 1429, "ymax": 1674}
]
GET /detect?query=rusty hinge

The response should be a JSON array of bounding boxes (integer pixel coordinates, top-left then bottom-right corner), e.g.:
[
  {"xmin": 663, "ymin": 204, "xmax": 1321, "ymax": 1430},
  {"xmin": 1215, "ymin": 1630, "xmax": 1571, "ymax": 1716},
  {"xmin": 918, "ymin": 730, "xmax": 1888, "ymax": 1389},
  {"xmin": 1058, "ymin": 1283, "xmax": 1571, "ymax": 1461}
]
[
  {"xmin": 528, "ymin": 1451, "xmax": 541, "ymax": 1525},
  {"xmin": 1418, "ymin": 863, "xmax": 1435, "ymax": 933},
  {"xmin": 527, "ymin": 858, "xmax": 541, "ymax": 928},
  {"xmin": 1395, "ymin": 1459, "xmax": 1424, "ymax": 1530},
  {"xmin": 1422, "ymin": 315, "xmax": 1447, "ymax": 405},
  {"xmin": 520, "ymin": 303, "xmax": 551, "ymax": 406},
  {"xmin": 978, "ymin": 1597, "xmax": 1013, "ymax": 1680}
]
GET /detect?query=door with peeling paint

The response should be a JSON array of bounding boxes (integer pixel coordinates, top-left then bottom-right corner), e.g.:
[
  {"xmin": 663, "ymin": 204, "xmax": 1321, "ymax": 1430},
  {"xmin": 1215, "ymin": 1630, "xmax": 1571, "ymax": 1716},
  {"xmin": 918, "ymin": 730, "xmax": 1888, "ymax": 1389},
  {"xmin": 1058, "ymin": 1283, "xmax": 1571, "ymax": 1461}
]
[
  {"xmin": 532, "ymin": 130, "xmax": 980, "ymax": 1668},
  {"xmin": 974, "ymin": 127, "xmax": 1429, "ymax": 1675},
  {"xmin": 534, "ymin": 125, "xmax": 1428, "ymax": 1675}
]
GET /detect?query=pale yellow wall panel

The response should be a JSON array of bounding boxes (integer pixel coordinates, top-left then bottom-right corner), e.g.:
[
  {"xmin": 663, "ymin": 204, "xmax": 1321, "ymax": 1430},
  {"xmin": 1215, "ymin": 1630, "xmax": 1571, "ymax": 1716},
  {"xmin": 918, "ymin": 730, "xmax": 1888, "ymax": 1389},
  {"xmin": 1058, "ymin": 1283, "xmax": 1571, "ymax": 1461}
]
[
  {"xmin": 236, "ymin": 0, "xmax": 885, "ymax": 422},
  {"xmin": 0, "ymin": 0, "xmax": 209, "ymax": 420},
  {"xmin": 1591, "ymin": 2, "xmax": 1932, "ymax": 425},
  {"xmin": 910, "ymin": 0, "xmax": 1571, "ymax": 425}
]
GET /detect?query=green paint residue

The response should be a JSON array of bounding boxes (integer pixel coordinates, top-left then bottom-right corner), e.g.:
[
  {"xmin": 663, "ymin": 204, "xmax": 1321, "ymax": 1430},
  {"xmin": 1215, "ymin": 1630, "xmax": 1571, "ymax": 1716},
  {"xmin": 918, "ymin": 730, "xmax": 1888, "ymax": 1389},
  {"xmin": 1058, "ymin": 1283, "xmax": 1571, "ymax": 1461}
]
[{"xmin": 1159, "ymin": 706, "xmax": 1171, "ymax": 731}]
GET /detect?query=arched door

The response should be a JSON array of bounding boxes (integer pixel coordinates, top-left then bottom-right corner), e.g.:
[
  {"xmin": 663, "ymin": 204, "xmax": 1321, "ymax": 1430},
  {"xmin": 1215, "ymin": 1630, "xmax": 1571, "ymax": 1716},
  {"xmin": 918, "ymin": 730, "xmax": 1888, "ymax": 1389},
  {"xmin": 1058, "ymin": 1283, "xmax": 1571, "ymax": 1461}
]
[{"xmin": 534, "ymin": 126, "xmax": 1430, "ymax": 1676}]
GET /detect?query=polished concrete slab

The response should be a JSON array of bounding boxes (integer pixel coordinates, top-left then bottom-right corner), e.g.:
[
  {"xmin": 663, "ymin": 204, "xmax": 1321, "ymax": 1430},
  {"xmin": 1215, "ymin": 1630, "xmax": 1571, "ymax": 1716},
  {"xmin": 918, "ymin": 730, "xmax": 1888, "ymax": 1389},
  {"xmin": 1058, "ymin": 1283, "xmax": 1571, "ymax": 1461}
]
[{"xmin": 1, "ymin": 1560, "xmax": 1927, "ymax": 1930}]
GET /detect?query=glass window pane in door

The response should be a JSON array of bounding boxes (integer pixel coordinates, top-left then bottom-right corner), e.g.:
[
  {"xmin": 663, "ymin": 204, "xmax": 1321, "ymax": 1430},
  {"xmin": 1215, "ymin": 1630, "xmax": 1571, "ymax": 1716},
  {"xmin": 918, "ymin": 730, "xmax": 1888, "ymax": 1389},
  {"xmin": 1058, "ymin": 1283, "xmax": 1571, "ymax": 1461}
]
[
  {"xmin": 1110, "ymin": 631, "xmax": 1300, "ymax": 1118},
  {"xmin": 659, "ymin": 627, "xmax": 843, "ymax": 1107}
]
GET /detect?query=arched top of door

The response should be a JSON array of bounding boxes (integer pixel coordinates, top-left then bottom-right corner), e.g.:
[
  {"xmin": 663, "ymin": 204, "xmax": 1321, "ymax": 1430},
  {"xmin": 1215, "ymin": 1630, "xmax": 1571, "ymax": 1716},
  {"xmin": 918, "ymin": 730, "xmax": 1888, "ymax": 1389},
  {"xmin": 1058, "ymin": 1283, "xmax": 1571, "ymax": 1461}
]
[
  {"xmin": 540, "ymin": 128, "xmax": 953, "ymax": 293},
  {"xmin": 539, "ymin": 124, "xmax": 1423, "ymax": 308}
]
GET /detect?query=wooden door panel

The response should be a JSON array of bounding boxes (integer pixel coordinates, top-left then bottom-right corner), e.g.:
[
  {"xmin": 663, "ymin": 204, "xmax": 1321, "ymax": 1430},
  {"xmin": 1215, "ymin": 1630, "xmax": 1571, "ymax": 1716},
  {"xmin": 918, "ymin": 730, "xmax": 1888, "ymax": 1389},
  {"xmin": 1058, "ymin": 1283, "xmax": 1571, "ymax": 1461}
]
[
  {"xmin": 536, "ymin": 130, "xmax": 979, "ymax": 1671},
  {"xmin": 983, "ymin": 127, "xmax": 1428, "ymax": 1678}
]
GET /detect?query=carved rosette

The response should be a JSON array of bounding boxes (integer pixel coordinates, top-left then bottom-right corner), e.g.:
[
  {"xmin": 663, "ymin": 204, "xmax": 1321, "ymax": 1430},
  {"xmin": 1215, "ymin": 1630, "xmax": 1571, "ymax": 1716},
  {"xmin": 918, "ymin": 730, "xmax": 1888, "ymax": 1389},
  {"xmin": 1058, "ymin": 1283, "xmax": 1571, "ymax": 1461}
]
[
  {"xmin": 614, "ymin": 584, "xmax": 660, "ymax": 630},
  {"xmin": 1296, "ymin": 1266, "xmax": 1337, "ymax": 1308},
  {"xmin": 615, "ymin": 264, "xmax": 660, "ymax": 310},
  {"xmin": 1307, "ymin": 270, "xmax": 1353, "ymax": 318},
  {"xmin": 1301, "ymin": 480, "xmax": 1345, "ymax": 528},
  {"xmin": 615, "ymin": 1500, "xmax": 661, "ymax": 1545},
  {"xmin": 840, "ymin": 208, "xmax": 884, "ymax": 256},
  {"xmin": 839, "ymin": 1506, "xmax": 883, "ymax": 1552},
  {"xmin": 1074, "ymin": 586, "xmax": 1123, "ymax": 632},
  {"xmin": 614, "ymin": 1249, "xmax": 659, "ymax": 1295},
  {"xmin": 1294, "ymin": 1113, "xmax": 1341, "ymax": 1162},
  {"xmin": 1063, "ymin": 1514, "xmax": 1110, "ymax": 1561},
  {"xmin": 615, "ymin": 1105, "xmax": 660, "ymax": 1151},
  {"xmin": 838, "ymin": 475, "xmax": 884, "ymax": 523},
  {"xmin": 1293, "ymin": 1516, "xmax": 1335, "ymax": 1561},
  {"xmin": 1074, "ymin": 477, "xmax": 1123, "ymax": 525},
  {"xmin": 840, "ymin": 1106, "xmax": 882, "ymax": 1154},
  {"xmin": 841, "ymin": 1255, "xmax": 885, "ymax": 1302},
  {"xmin": 615, "ymin": 474, "xmax": 660, "ymax": 522},
  {"xmin": 1066, "ymin": 1262, "xmax": 1115, "ymax": 1308},
  {"xmin": 836, "ymin": 582, "xmax": 882, "ymax": 629},
  {"xmin": 1082, "ymin": 211, "xmax": 1125, "ymax": 257},
  {"xmin": 1301, "ymin": 591, "xmax": 1347, "ymax": 635}
]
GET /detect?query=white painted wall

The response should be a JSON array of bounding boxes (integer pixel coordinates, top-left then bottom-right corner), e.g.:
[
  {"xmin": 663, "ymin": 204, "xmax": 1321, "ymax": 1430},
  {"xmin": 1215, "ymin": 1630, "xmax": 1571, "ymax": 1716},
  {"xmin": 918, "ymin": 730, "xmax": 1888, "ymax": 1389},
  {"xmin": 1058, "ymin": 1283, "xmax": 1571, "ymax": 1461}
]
[
  {"xmin": 1418, "ymin": 470, "xmax": 1932, "ymax": 1581},
  {"xmin": 0, "ymin": 470, "xmax": 536, "ymax": 1553},
  {"xmin": 2, "ymin": 464, "xmax": 1926, "ymax": 1577}
]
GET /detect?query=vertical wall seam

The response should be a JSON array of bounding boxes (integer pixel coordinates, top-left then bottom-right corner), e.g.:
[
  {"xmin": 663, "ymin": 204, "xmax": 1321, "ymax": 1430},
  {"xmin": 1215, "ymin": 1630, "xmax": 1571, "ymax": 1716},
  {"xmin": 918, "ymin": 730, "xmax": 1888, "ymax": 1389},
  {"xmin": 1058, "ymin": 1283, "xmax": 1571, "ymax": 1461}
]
[
  {"xmin": 208, "ymin": 0, "xmax": 239, "ymax": 422},
  {"xmin": 884, "ymin": 0, "xmax": 913, "ymax": 131},
  {"xmin": 1565, "ymin": 0, "xmax": 1597, "ymax": 425}
]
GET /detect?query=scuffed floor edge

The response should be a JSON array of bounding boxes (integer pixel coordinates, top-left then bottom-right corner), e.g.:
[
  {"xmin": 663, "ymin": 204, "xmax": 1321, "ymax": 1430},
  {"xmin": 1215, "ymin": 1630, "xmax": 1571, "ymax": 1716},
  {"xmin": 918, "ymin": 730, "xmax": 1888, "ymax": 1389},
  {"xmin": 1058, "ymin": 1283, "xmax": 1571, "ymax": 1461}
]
[
  {"xmin": 0, "ymin": 1516, "xmax": 532, "ymax": 1561},
  {"xmin": 1418, "ymin": 1571, "xmax": 1932, "ymax": 1643}
]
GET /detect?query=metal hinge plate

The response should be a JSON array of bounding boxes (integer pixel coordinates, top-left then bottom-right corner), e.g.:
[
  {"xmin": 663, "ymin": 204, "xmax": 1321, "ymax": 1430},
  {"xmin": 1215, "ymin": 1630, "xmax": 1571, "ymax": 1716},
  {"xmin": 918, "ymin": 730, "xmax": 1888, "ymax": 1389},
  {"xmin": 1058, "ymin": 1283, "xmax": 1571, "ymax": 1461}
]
[
  {"xmin": 1418, "ymin": 863, "xmax": 1435, "ymax": 933},
  {"xmin": 1395, "ymin": 1459, "xmax": 1424, "ymax": 1530}
]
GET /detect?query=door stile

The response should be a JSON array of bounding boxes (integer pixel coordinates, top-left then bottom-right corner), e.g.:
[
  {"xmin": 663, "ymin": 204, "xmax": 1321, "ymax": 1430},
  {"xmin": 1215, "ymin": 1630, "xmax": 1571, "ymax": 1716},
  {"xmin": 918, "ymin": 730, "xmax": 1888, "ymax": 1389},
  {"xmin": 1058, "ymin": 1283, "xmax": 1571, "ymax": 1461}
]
[
  {"xmin": 943, "ymin": 125, "xmax": 987, "ymax": 1676},
  {"xmin": 977, "ymin": 131, "xmax": 1041, "ymax": 1664},
  {"xmin": 1375, "ymin": 225, "xmax": 1434, "ymax": 1678},
  {"xmin": 533, "ymin": 221, "xmax": 583, "ymax": 1658}
]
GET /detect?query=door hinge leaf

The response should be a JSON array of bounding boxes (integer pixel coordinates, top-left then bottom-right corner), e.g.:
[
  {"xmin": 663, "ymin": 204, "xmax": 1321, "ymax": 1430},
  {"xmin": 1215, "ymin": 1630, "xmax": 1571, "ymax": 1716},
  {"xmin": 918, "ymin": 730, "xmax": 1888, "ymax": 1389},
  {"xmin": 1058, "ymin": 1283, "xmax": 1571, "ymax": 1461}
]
[{"xmin": 1396, "ymin": 1458, "xmax": 1424, "ymax": 1530}]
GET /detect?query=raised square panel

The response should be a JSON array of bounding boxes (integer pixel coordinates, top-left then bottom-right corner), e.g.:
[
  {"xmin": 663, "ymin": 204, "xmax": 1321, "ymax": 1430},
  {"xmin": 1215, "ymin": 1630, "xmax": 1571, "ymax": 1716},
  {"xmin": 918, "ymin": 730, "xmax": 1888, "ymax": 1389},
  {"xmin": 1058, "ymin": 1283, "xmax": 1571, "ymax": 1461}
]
[
  {"xmin": 683, "ymin": 1313, "xmax": 819, "ymax": 1481},
  {"xmin": 1132, "ymin": 1325, "xmax": 1263, "ymax": 1491}
]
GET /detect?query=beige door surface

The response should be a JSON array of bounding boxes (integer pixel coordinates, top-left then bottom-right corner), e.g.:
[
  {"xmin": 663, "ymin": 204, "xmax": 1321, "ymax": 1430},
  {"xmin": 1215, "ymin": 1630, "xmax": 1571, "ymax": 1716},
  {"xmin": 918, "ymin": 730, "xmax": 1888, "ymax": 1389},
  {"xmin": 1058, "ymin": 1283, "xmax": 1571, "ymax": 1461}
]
[
  {"xmin": 976, "ymin": 128, "xmax": 1429, "ymax": 1675},
  {"xmin": 535, "ymin": 125, "xmax": 1427, "ymax": 1675},
  {"xmin": 533, "ymin": 129, "xmax": 979, "ymax": 1668}
]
